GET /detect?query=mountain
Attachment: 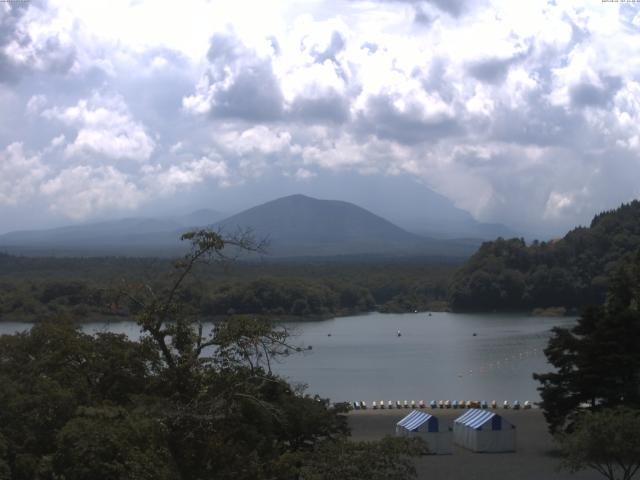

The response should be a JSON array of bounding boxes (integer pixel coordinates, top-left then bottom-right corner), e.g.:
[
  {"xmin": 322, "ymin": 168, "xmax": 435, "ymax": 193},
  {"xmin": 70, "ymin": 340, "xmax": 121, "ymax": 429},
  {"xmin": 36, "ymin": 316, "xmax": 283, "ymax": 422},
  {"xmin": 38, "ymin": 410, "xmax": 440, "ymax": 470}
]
[
  {"xmin": 260, "ymin": 172, "xmax": 518, "ymax": 240},
  {"xmin": 448, "ymin": 200, "xmax": 640, "ymax": 312},
  {"xmin": 171, "ymin": 209, "xmax": 223, "ymax": 228},
  {"xmin": 0, "ymin": 195, "xmax": 480, "ymax": 258},
  {"xmin": 214, "ymin": 194, "xmax": 478, "ymax": 257},
  {"xmin": 0, "ymin": 210, "xmax": 224, "ymax": 256}
]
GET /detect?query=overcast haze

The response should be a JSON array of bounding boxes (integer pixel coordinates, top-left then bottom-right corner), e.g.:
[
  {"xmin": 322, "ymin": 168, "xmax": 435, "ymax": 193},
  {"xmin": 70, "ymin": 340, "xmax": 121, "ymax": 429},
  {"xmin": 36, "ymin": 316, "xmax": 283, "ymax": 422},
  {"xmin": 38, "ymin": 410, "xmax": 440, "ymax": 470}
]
[{"xmin": 1, "ymin": 0, "xmax": 640, "ymax": 236}]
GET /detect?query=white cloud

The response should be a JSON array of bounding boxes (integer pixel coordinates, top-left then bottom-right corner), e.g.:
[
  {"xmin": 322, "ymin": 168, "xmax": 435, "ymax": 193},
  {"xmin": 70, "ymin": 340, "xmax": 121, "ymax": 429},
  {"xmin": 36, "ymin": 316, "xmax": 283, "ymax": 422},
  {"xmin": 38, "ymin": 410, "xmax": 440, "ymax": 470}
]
[
  {"xmin": 40, "ymin": 165, "xmax": 144, "ymax": 219},
  {"xmin": 26, "ymin": 94, "xmax": 47, "ymax": 115},
  {"xmin": 42, "ymin": 94, "xmax": 155, "ymax": 162},
  {"xmin": 0, "ymin": 143, "xmax": 48, "ymax": 206},
  {"xmin": 294, "ymin": 168, "xmax": 316, "ymax": 181},
  {"xmin": 2, "ymin": 0, "xmax": 640, "ymax": 234},
  {"xmin": 218, "ymin": 126, "xmax": 294, "ymax": 155},
  {"xmin": 148, "ymin": 156, "xmax": 231, "ymax": 194}
]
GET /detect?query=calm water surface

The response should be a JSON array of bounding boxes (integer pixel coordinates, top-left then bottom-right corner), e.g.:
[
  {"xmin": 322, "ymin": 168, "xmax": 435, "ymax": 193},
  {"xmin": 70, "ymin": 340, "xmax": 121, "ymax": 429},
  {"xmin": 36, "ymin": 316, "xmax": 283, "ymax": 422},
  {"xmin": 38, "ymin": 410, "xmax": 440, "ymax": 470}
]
[{"xmin": 0, "ymin": 312, "xmax": 575, "ymax": 403}]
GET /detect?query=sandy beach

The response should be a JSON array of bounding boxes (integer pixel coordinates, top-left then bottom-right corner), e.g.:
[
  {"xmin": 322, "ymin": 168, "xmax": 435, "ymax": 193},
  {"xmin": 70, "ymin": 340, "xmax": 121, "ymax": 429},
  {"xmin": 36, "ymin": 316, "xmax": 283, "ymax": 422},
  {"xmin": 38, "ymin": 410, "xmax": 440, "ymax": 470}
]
[{"xmin": 348, "ymin": 408, "xmax": 602, "ymax": 480}]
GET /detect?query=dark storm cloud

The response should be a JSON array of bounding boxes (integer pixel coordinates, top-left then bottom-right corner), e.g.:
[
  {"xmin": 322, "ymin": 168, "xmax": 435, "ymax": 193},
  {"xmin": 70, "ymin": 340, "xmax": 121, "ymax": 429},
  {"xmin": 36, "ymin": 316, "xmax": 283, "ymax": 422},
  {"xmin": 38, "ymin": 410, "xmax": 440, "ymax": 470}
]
[
  {"xmin": 0, "ymin": 1, "xmax": 75, "ymax": 83},
  {"xmin": 467, "ymin": 47, "xmax": 531, "ymax": 85},
  {"xmin": 356, "ymin": 94, "xmax": 462, "ymax": 144},
  {"xmin": 569, "ymin": 76, "xmax": 622, "ymax": 108},
  {"xmin": 413, "ymin": 7, "xmax": 434, "ymax": 25},
  {"xmin": 424, "ymin": 0, "xmax": 468, "ymax": 17},
  {"xmin": 0, "ymin": 3, "xmax": 30, "ymax": 83},
  {"xmin": 313, "ymin": 31, "xmax": 345, "ymax": 64},
  {"xmin": 422, "ymin": 57, "xmax": 456, "ymax": 103},
  {"xmin": 377, "ymin": 0, "xmax": 469, "ymax": 17},
  {"xmin": 490, "ymin": 100, "xmax": 590, "ymax": 148},
  {"xmin": 467, "ymin": 57, "xmax": 515, "ymax": 84},
  {"xmin": 207, "ymin": 33, "xmax": 242, "ymax": 66},
  {"xmin": 361, "ymin": 41, "xmax": 378, "ymax": 54},
  {"xmin": 203, "ymin": 32, "xmax": 284, "ymax": 122},
  {"xmin": 289, "ymin": 89, "xmax": 351, "ymax": 124},
  {"xmin": 209, "ymin": 62, "xmax": 284, "ymax": 121}
]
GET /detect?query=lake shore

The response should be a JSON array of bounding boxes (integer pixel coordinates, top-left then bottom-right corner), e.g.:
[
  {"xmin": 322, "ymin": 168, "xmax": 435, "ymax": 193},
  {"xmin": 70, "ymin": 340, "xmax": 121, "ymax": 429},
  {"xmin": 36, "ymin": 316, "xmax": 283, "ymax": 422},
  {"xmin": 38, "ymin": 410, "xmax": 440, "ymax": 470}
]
[{"xmin": 347, "ymin": 408, "xmax": 600, "ymax": 480}]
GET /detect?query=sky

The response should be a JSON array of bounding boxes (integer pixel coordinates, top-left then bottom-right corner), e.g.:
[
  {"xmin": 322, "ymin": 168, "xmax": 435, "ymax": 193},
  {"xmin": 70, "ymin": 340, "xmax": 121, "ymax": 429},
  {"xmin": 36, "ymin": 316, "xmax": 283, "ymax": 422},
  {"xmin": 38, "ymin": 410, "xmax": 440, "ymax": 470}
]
[{"xmin": 1, "ymin": 0, "xmax": 640, "ymax": 236}]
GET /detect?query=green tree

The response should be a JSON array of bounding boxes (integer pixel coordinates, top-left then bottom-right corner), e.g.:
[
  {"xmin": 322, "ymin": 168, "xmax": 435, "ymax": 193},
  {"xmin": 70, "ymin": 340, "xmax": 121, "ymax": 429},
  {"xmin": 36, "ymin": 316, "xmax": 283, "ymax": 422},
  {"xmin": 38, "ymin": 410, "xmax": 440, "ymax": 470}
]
[
  {"xmin": 53, "ymin": 406, "xmax": 177, "ymax": 480},
  {"xmin": 557, "ymin": 408, "xmax": 640, "ymax": 480},
  {"xmin": 0, "ymin": 230, "xmax": 426, "ymax": 480},
  {"xmin": 534, "ymin": 253, "xmax": 640, "ymax": 433},
  {"xmin": 297, "ymin": 436, "xmax": 427, "ymax": 480}
]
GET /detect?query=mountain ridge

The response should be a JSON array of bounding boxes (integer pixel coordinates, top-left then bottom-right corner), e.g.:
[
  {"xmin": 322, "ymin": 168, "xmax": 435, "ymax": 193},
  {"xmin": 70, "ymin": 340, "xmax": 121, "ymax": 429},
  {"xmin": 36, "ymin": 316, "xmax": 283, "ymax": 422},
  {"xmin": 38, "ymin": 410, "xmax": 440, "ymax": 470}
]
[{"xmin": 0, "ymin": 195, "xmax": 482, "ymax": 258}]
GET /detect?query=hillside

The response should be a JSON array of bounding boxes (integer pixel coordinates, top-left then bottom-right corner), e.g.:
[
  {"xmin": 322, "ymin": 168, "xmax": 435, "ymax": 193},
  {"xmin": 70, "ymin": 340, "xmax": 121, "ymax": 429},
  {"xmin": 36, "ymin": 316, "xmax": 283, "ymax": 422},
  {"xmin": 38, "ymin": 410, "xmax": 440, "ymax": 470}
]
[
  {"xmin": 0, "ymin": 210, "xmax": 224, "ymax": 256},
  {"xmin": 448, "ymin": 200, "xmax": 640, "ymax": 312},
  {"xmin": 215, "ymin": 194, "xmax": 478, "ymax": 257},
  {"xmin": 0, "ymin": 195, "xmax": 480, "ymax": 258}
]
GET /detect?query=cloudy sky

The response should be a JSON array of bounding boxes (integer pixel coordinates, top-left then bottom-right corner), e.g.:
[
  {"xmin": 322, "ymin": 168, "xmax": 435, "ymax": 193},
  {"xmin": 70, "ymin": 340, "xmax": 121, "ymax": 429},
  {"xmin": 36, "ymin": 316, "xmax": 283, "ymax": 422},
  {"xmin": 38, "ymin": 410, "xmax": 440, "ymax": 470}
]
[{"xmin": 1, "ymin": 0, "xmax": 640, "ymax": 235}]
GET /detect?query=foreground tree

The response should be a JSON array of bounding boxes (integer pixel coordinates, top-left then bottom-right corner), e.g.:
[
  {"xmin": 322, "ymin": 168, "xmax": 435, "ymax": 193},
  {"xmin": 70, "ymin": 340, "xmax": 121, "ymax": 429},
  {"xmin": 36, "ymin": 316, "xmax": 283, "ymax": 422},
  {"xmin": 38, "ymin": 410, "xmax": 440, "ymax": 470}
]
[
  {"xmin": 0, "ymin": 229, "xmax": 425, "ymax": 479},
  {"xmin": 297, "ymin": 436, "xmax": 428, "ymax": 480},
  {"xmin": 533, "ymin": 252, "xmax": 640, "ymax": 433},
  {"xmin": 557, "ymin": 408, "xmax": 640, "ymax": 480}
]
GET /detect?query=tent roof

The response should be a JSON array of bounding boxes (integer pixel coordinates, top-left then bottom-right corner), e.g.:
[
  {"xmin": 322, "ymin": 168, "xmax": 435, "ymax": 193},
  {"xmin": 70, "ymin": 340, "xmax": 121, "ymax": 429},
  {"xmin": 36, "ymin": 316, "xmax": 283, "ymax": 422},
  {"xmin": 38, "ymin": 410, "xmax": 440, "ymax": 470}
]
[
  {"xmin": 454, "ymin": 409, "xmax": 502, "ymax": 430},
  {"xmin": 397, "ymin": 410, "xmax": 434, "ymax": 431}
]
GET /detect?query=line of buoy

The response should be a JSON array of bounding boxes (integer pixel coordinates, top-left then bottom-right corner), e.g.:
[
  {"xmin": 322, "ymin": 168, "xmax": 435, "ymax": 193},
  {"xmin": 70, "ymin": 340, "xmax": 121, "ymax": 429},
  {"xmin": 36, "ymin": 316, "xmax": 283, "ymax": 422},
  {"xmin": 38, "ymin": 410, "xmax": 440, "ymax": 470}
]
[
  {"xmin": 352, "ymin": 400, "xmax": 532, "ymax": 410},
  {"xmin": 456, "ymin": 348, "xmax": 543, "ymax": 378}
]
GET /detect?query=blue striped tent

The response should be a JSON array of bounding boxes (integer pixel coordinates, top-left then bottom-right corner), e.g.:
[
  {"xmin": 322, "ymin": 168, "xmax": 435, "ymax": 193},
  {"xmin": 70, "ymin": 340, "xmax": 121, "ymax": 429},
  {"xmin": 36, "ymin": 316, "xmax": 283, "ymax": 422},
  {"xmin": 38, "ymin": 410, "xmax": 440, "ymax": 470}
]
[
  {"xmin": 395, "ymin": 410, "xmax": 452, "ymax": 454},
  {"xmin": 453, "ymin": 409, "xmax": 516, "ymax": 452}
]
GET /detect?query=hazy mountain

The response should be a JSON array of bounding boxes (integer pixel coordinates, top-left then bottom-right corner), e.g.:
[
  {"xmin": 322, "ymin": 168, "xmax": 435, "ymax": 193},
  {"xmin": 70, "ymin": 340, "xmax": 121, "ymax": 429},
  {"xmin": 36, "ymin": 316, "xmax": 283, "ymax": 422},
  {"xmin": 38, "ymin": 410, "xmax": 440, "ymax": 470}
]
[
  {"xmin": 214, "ymin": 194, "xmax": 479, "ymax": 257},
  {"xmin": 171, "ymin": 209, "xmax": 224, "ymax": 228},
  {"xmin": 0, "ymin": 210, "xmax": 223, "ymax": 256},
  {"xmin": 0, "ymin": 195, "xmax": 481, "ymax": 258},
  {"xmin": 280, "ymin": 173, "xmax": 518, "ymax": 240}
]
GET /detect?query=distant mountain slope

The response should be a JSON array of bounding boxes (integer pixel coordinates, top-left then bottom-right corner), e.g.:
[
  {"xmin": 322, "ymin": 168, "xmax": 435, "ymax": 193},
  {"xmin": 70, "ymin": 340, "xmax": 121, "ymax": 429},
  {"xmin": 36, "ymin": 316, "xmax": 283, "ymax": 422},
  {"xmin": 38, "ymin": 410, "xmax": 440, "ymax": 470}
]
[
  {"xmin": 0, "ymin": 195, "xmax": 480, "ymax": 258},
  {"xmin": 214, "ymin": 194, "xmax": 479, "ymax": 257},
  {"xmin": 217, "ymin": 194, "xmax": 420, "ymax": 244},
  {"xmin": 284, "ymin": 173, "xmax": 518, "ymax": 240},
  {"xmin": 448, "ymin": 200, "xmax": 640, "ymax": 311},
  {"xmin": 0, "ymin": 210, "xmax": 224, "ymax": 256}
]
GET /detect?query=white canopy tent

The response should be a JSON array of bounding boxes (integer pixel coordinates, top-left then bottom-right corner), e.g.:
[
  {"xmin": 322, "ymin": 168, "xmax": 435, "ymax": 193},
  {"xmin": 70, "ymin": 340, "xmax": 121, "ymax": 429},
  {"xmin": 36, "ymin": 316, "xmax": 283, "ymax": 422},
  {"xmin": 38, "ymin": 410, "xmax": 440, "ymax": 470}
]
[
  {"xmin": 453, "ymin": 409, "xmax": 516, "ymax": 453},
  {"xmin": 395, "ymin": 410, "xmax": 452, "ymax": 454}
]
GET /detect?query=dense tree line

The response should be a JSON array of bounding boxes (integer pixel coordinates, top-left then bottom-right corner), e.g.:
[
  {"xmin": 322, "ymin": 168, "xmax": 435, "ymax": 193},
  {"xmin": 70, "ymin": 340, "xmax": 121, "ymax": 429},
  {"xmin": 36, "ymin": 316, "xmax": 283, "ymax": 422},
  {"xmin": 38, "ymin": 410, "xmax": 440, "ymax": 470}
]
[
  {"xmin": 0, "ymin": 254, "xmax": 455, "ymax": 322},
  {"xmin": 533, "ymin": 252, "xmax": 640, "ymax": 434},
  {"xmin": 534, "ymin": 252, "xmax": 640, "ymax": 480},
  {"xmin": 448, "ymin": 200, "xmax": 640, "ymax": 311},
  {"xmin": 0, "ymin": 230, "xmax": 426, "ymax": 479}
]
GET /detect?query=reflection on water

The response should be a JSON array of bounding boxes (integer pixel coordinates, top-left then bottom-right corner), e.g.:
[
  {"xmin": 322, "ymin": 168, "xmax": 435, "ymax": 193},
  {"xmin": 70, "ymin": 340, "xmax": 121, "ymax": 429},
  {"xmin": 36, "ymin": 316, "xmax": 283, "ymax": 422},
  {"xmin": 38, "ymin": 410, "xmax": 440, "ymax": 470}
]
[
  {"xmin": 275, "ymin": 312, "xmax": 575, "ymax": 402},
  {"xmin": 0, "ymin": 312, "xmax": 574, "ymax": 403}
]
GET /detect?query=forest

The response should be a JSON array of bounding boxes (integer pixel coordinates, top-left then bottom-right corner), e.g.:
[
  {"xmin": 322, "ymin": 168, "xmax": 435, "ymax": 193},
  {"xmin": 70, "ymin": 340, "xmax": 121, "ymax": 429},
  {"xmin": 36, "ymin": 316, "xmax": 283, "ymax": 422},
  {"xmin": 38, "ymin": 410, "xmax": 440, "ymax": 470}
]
[
  {"xmin": 448, "ymin": 201, "xmax": 640, "ymax": 312},
  {"xmin": 0, "ymin": 231, "xmax": 426, "ymax": 479},
  {"xmin": 0, "ymin": 253, "xmax": 455, "ymax": 322}
]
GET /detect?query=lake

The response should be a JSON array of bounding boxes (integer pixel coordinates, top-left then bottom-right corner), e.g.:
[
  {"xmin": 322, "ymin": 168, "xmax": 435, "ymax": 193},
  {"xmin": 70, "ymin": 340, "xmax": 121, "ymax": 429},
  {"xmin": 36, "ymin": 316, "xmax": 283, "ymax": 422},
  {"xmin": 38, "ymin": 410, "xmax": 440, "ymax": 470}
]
[{"xmin": 0, "ymin": 312, "xmax": 574, "ymax": 404}]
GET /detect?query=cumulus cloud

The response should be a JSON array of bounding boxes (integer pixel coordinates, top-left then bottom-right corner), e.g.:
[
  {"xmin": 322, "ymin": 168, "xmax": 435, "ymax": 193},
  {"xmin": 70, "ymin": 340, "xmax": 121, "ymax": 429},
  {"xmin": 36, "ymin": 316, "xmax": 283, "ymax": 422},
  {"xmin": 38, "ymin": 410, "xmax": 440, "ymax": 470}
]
[
  {"xmin": 182, "ymin": 32, "xmax": 284, "ymax": 121},
  {"xmin": 146, "ymin": 156, "xmax": 230, "ymax": 194},
  {"xmin": 0, "ymin": 142, "xmax": 48, "ymax": 206},
  {"xmin": 42, "ymin": 94, "xmax": 155, "ymax": 162},
  {"xmin": 3, "ymin": 0, "xmax": 640, "ymax": 235},
  {"xmin": 40, "ymin": 165, "xmax": 144, "ymax": 219},
  {"xmin": 0, "ymin": 1, "xmax": 75, "ymax": 83}
]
